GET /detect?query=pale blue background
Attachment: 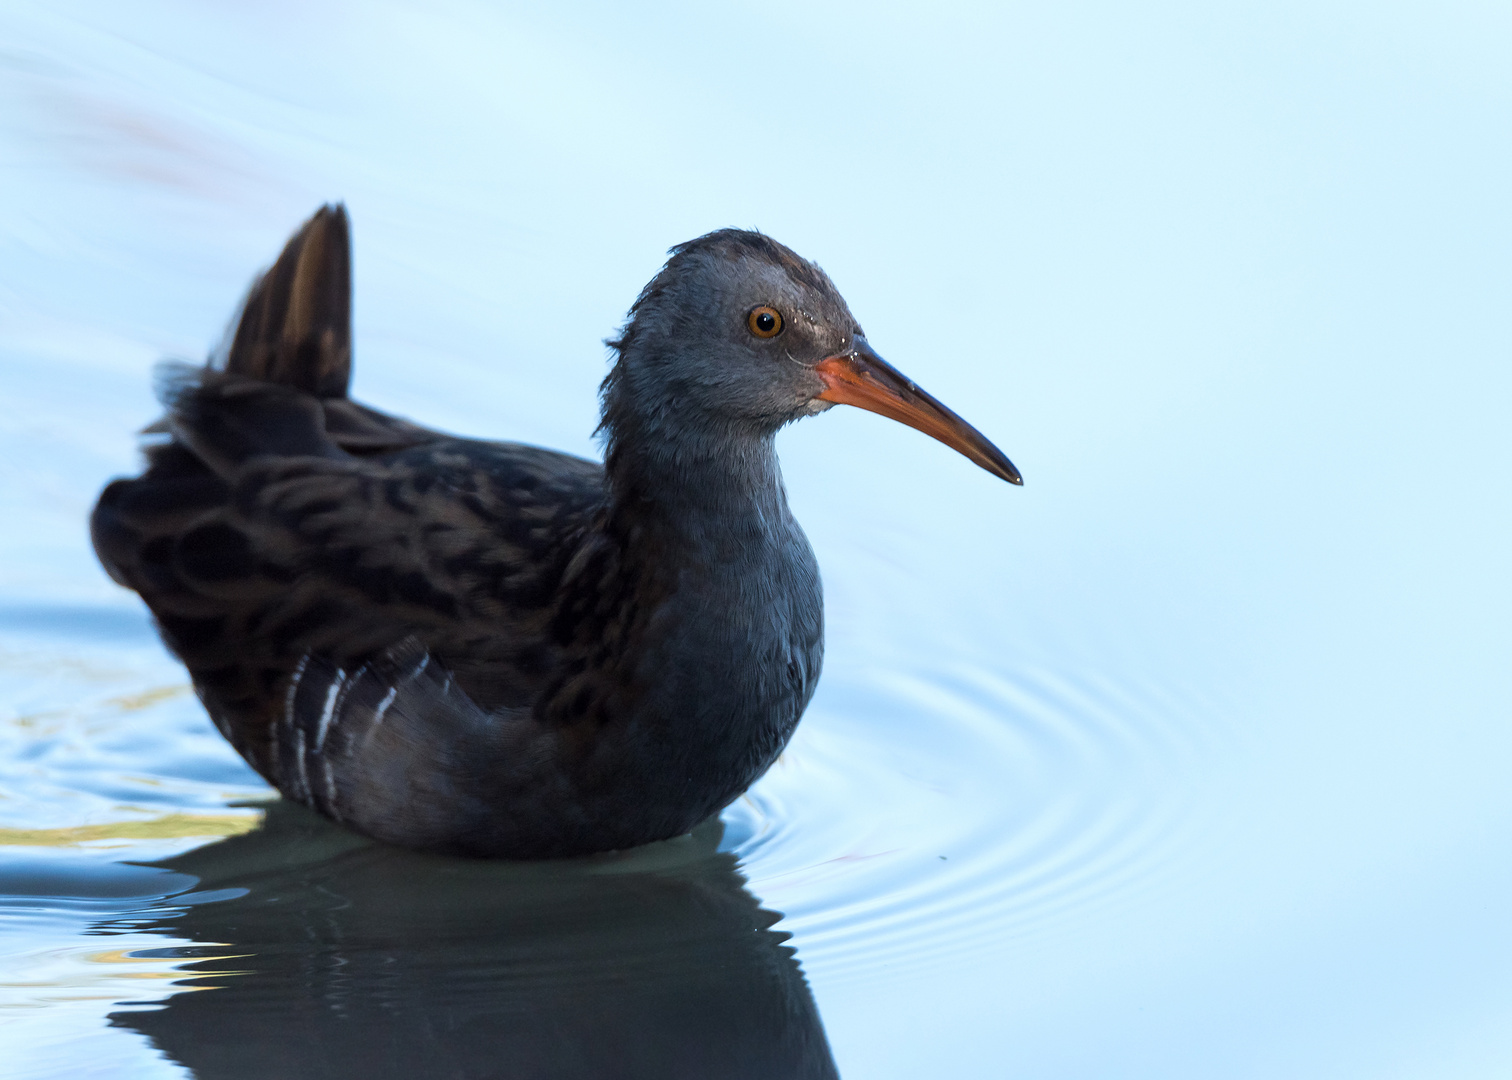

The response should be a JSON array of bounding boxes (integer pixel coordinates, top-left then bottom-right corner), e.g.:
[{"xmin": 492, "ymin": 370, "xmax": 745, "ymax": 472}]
[{"xmin": 2, "ymin": 2, "xmax": 1509, "ymax": 1076}]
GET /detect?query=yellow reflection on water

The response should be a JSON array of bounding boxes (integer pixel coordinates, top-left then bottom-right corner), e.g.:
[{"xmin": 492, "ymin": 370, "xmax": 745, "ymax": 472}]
[
  {"xmin": 1, "ymin": 944, "xmax": 253, "ymax": 1007},
  {"xmin": 0, "ymin": 812, "xmax": 261, "ymax": 848},
  {"xmin": 80, "ymin": 950, "xmax": 187, "ymax": 979},
  {"xmin": 104, "ymin": 685, "xmax": 189, "ymax": 713}
]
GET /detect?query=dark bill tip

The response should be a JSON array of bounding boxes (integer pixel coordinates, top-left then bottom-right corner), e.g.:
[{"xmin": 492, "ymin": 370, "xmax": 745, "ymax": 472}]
[{"xmin": 814, "ymin": 340, "xmax": 1022, "ymax": 485}]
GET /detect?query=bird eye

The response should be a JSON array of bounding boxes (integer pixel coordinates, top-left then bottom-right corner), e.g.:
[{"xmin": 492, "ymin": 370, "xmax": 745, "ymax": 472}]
[{"xmin": 747, "ymin": 306, "xmax": 783, "ymax": 339}]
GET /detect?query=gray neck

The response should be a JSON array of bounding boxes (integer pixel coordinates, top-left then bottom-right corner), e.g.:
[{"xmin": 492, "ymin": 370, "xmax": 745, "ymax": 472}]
[
  {"xmin": 588, "ymin": 370, "xmax": 823, "ymax": 821},
  {"xmin": 600, "ymin": 376, "xmax": 793, "ymax": 542}
]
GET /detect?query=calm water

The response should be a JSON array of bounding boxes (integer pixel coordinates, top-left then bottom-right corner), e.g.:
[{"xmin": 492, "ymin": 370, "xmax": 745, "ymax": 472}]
[{"xmin": 3, "ymin": 2, "xmax": 1511, "ymax": 1077}]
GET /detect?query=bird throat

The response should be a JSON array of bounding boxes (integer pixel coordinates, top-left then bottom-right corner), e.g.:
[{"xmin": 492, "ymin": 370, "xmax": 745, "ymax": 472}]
[{"xmin": 599, "ymin": 368, "xmax": 792, "ymax": 530}]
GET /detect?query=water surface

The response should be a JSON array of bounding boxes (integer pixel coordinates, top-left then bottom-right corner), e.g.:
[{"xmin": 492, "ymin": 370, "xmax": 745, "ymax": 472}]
[{"xmin": 3, "ymin": 2, "xmax": 1510, "ymax": 1077}]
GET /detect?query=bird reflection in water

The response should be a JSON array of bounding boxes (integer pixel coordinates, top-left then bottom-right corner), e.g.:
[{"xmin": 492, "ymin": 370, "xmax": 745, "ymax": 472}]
[{"xmin": 108, "ymin": 801, "xmax": 838, "ymax": 1080}]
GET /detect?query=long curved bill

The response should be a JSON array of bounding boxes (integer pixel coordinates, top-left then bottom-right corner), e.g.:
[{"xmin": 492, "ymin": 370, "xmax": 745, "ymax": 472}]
[{"xmin": 814, "ymin": 337, "xmax": 1023, "ymax": 485}]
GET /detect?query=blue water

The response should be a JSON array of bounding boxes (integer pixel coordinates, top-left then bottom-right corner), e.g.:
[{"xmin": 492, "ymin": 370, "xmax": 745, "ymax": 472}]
[{"xmin": 3, "ymin": 2, "xmax": 1510, "ymax": 1076}]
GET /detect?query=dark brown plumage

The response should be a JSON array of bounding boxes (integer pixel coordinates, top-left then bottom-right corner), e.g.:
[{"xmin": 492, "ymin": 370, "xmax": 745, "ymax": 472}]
[{"xmin": 92, "ymin": 206, "xmax": 1019, "ymax": 858}]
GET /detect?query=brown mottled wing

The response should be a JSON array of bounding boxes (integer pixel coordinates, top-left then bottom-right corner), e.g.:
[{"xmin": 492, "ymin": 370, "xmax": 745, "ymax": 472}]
[
  {"xmin": 92, "ymin": 369, "xmax": 604, "ymax": 781},
  {"xmin": 91, "ymin": 205, "xmax": 620, "ymax": 851}
]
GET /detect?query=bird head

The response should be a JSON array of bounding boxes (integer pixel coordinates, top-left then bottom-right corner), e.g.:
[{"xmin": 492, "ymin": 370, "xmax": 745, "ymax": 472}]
[{"xmin": 604, "ymin": 229, "xmax": 1021, "ymax": 485}]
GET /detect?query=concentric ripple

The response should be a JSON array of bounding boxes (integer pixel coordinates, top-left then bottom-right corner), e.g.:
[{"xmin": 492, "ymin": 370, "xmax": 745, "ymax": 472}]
[
  {"xmin": 724, "ymin": 659, "xmax": 1224, "ymax": 981},
  {"xmin": 1, "ymin": 605, "xmax": 1229, "ymax": 1048}
]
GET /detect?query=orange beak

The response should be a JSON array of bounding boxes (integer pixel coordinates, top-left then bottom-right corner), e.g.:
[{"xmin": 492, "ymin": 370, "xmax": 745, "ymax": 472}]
[{"xmin": 814, "ymin": 338, "xmax": 1022, "ymax": 485}]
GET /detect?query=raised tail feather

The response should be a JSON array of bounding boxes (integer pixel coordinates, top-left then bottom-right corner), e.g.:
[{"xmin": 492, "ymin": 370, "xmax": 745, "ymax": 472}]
[
  {"xmin": 222, "ymin": 203, "xmax": 352, "ymax": 398},
  {"xmin": 91, "ymin": 204, "xmax": 432, "ymax": 593}
]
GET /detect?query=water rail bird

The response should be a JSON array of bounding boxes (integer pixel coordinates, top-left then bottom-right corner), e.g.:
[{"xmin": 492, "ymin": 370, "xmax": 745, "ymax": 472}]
[{"xmin": 91, "ymin": 206, "xmax": 1020, "ymax": 858}]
